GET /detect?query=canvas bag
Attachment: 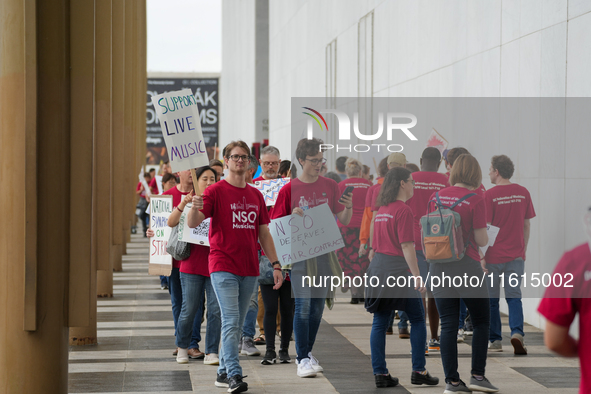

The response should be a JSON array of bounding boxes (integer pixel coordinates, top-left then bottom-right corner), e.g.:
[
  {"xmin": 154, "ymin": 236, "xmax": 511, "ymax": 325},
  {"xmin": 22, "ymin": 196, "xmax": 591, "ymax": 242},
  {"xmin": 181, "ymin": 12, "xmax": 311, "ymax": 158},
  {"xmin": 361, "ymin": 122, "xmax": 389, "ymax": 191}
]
[
  {"xmin": 420, "ymin": 192, "xmax": 476, "ymax": 263},
  {"xmin": 166, "ymin": 225, "xmax": 191, "ymax": 261}
]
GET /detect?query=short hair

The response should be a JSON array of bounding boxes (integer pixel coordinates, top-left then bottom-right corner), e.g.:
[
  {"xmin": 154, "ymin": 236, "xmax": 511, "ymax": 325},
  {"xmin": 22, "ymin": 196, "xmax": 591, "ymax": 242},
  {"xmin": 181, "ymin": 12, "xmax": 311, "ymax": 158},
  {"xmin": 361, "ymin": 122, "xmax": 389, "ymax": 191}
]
[
  {"xmin": 491, "ymin": 155, "xmax": 514, "ymax": 179},
  {"xmin": 406, "ymin": 163, "xmax": 420, "ymax": 173},
  {"xmin": 149, "ymin": 168, "xmax": 155, "ymax": 173},
  {"xmin": 195, "ymin": 166, "xmax": 218, "ymax": 182},
  {"xmin": 449, "ymin": 154, "xmax": 482, "ymax": 189},
  {"xmin": 336, "ymin": 156, "xmax": 348, "ymax": 172},
  {"xmin": 376, "ymin": 167, "xmax": 412, "ymax": 207},
  {"xmin": 209, "ymin": 159, "xmax": 223, "ymax": 168},
  {"xmin": 422, "ymin": 147, "xmax": 442, "ymax": 163},
  {"xmin": 377, "ymin": 157, "xmax": 389, "ymax": 177},
  {"xmin": 161, "ymin": 172, "xmax": 176, "ymax": 184},
  {"xmin": 224, "ymin": 140, "xmax": 250, "ymax": 158},
  {"xmin": 362, "ymin": 165, "xmax": 370, "ymax": 175},
  {"xmin": 446, "ymin": 147, "xmax": 470, "ymax": 167},
  {"xmin": 248, "ymin": 155, "xmax": 259, "ymax": 172},
  {"xmin": 345, "ymin": 158, "xmax": 363, "ymax": 177},
  {"xmin": 290, "ymin": 163, "xmax": 298, "ymax": 178},
  {"xmin": 144, "ymin": 172, "xmax": 151, "ymax": 178},
  {"xmin": 163, "ymin": 160, "xmax": 169, "ymax": 165},
  {"xmin": 278, "ymin": 160, "xmax": 291, "ymax": 177},
  {"xmin": 324, "ymin": 172, "xmax": 342, "ymax": 184},
  {"xmin": 261, "ymin": 145, "xmax": 280, "ymax": 157},
  {"xmin": 295, "ymin": 138, "xmax": 324, "ymax": 167}
]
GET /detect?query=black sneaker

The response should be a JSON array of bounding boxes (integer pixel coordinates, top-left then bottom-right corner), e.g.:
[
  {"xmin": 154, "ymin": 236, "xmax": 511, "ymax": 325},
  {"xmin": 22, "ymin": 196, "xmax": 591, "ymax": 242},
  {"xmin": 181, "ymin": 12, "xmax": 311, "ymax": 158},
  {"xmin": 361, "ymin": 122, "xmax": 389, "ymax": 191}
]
[
  {"xmin": 375, "ymin": 374, "xmax": 399, "ymax": 388},
  {"xmin": 350, "ymin": 297, "xmax": 359, "ymax": 304},
  {"xmin": 278, "ymin": 348, "xmax": 291, "ymax": 363},
  {"xmin": 227, "ymin": 375, "xmax": 248, "ymax": 393},
  {"xmin": 215, "ymin": 372, "xmax": 229, "ymax": 388},
  {"xmin": 261, "ymin": 349, "xmax": 276, "ymax": 365},
  {"xmin": 411, "ymin": 370, "xmax": 439, "ymax": 385}
]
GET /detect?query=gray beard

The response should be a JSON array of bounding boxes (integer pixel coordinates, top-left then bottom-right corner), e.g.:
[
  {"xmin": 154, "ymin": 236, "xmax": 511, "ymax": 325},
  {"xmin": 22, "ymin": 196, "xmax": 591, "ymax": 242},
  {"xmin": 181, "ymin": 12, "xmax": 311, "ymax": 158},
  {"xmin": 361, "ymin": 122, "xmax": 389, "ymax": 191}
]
[{"xmin": 263, "ymin": 170, "xmax": 278, "ymax": 179}]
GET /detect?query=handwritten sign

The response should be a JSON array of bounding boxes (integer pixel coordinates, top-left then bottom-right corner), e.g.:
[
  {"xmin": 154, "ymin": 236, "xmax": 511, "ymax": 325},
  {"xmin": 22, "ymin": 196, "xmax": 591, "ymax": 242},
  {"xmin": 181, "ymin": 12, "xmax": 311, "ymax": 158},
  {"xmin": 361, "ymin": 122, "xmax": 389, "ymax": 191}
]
[
  {"xmin": 481, "ymin": 224, "xmax": 500, "ymax": 255},
  {"xmin": 150, "ymin": 88, "xmax": 209, "ymax": 173},
  {"xmin": 426, "ymin": 128, "xmax": 448, "ymax": 154},
  {"xmin": 270, "ymin": 204, "xmax": 344, "ymax": 265},
  {"xmin": 253, "ymin": 178, "xmax": 290, "ymax": 206},
  {"xmin": 149, "ymin": 195, "xmax": 173, "ymax": 275},
  {"xmin": 178, "ymin": 204, "xmax": 210, "ymax": 246}
]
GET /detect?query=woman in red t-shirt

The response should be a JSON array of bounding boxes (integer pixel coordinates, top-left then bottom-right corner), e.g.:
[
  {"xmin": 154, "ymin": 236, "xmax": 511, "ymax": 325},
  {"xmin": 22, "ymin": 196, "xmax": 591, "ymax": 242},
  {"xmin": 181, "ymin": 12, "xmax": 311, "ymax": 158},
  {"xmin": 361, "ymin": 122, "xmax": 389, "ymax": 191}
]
[
  {"xmin": 336, "ymin": 158, "xmax": 372, "ymax": 304},
  {"xmin": 426, "ymin": 154, "xmax": 497, "ymax": 393},
  {"xmin": 365, "ymin": 167, "xmax": 439, "ymax": 388}
]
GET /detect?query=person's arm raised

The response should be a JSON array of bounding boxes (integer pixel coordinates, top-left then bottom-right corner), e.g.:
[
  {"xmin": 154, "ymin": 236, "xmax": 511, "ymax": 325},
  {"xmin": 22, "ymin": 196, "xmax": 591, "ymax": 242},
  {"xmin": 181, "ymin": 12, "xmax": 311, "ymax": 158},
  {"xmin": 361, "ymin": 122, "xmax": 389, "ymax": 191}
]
[
  {"xmin": 167, "ymin": 191, "xmax": 193, "ymax": 227},
  {"xmin": 187, "ymin": 194, "xmax": 205, "ymax": 228}
]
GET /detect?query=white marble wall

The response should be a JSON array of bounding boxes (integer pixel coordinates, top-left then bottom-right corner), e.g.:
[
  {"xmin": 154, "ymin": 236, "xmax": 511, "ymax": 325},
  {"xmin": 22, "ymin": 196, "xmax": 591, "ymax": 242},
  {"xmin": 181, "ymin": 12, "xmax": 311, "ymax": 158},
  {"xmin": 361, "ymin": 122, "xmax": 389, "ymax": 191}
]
[{"xmin": 264, "ymin": 0, "xmax": 591, "ymax": 330}]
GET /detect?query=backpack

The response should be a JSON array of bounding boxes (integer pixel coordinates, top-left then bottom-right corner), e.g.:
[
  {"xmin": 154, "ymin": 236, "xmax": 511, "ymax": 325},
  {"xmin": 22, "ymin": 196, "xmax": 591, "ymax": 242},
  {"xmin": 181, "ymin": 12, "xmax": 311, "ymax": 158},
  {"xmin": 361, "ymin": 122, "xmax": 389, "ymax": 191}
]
[{"xmin": 420, "ymin": 192, "xmax": 476, "ymax": 263}]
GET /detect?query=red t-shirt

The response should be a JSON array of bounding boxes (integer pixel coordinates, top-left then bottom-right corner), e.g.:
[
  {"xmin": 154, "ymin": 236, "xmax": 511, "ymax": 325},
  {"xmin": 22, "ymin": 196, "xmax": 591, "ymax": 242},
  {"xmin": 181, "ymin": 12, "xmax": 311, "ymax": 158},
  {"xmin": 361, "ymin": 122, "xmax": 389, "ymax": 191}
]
[
  {"xmin": 272, "ymin": 177, "xmax": 344, "ymax": 218},
  {"xmin": 136, "ymin": 182, "xmax": 147, "ymax": 198},
  {"xmin": 428, "ymin": 186, "xmax": 487, "ymax": 261},
  {"xmin": 180, "ymin": 244, "xmax": 210, "ymax": 277},
  {"xmin": 148, "ymin": 177, "xmax": 159, "ymax": 194},
  {"xmin": 163, "ymin": 186, "xmax": 190, "ymax": 269},
  {"xmin": 538, "ymin": 243, "xmax": 591, "ymax": 394},
  {"xmin": 406, "ymin": 171, "xmax": 450, "ymax": 251},
  {"xmin": 202, "ymin": 180, "xmax": 269, "ymax": 276},
  {"xmin": 368, "ymin": 179, "xmax": 384, "ymax": 212},
  {"xmin": 338, "ymin": 177, "xmax": 372, "ymax": 228},
  {"xmin": 373, "ymin": 200, "xmax": 415, "ymax": 257},
  {"xmin": 484, "ymin": 183, "xmax": 535, "ymax": 264}
]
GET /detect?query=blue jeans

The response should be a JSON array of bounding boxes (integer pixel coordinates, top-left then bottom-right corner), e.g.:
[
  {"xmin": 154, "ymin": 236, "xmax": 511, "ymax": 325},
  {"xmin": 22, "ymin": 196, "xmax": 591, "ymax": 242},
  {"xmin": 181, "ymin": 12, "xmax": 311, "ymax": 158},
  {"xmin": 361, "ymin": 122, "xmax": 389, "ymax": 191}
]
[
  {"xmin": 371, "ymin": 294, "xmax": 426, "ymax": 375},
  {"xmin": 160, "ymin": 275, "xmax": 169, "ymax": 288},
  {"xmin": 398, "ymin": 311, "xmax": 409, "ymax": 329},
  {"xmin": 459, "ymin": 299, "xmax": 467, "ymax": 329},
  {"xmin": 486, "ymin": 258, "xmax": 525, "ymax": 342},
  {"xmin": 291, "ymin": 256, "xmax": 330, "ymax": 362},
  {"xmin": 169, "ymin": 267, "xmax": 202, "ymax": 348},
  {"xmin": 176, "ymin": 273, "xmax": 221, "ymax": 353},
  {"xmin": 210, "ymin": 272, "xmax": 258, "ymax": 378},
  {"xmin": 242, "ymin": 282, "xmax": 259, "ymax": 339}
]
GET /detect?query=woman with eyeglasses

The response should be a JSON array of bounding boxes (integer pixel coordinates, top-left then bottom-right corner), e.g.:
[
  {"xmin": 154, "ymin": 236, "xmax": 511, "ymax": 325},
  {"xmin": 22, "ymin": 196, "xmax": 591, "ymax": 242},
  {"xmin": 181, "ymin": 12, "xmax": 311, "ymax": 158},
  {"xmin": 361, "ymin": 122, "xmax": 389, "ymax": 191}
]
[
  {"xmin": 273, "ymin": 137, "xmax": 353, "ymax": 379},
  {"xmin": 365, "ymin": 167, "xmax": 439, "ymax": 388}
]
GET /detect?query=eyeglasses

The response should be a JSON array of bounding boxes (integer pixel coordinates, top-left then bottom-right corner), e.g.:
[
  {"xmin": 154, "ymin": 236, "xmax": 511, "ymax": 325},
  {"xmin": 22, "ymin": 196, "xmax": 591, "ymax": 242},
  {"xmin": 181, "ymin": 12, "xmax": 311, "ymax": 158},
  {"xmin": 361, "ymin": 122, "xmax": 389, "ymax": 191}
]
[
  {"xmin": 228, "ymin": 155, "xmax": 250, "ymax": 162},
  {"xmin": 305, "ymin": 158, "xmax": 327, "ymax": 166},
  {"xmin": 262, "ymin": 161, "xmax": 280, "ymax": 167},
  {"xmin": 406, "ymin": 179, "xmax": 415, "ymax": 185}
]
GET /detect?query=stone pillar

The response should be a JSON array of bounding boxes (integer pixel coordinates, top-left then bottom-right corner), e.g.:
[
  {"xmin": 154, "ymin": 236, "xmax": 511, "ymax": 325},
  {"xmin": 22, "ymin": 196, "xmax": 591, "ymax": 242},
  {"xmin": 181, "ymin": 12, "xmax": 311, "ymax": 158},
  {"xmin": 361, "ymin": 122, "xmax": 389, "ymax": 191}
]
[
  {"xmin": 95, "ymin": 0, "xmax": 115, "ymax": 299},
  {"xmin": 0, "ymin": 0, "xmax": 70, "ymax": 391}
]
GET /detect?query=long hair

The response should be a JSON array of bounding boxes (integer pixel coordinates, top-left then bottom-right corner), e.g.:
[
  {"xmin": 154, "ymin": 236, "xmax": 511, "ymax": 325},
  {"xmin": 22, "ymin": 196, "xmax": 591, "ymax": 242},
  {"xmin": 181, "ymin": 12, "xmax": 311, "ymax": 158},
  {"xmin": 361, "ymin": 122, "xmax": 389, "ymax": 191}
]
[
  {"xmin": 449, "ymin": 154, "xmax": 482, "ymax": 189},
  {"xmin": 376, "ymin": 167, "xmax": 411, "ymax": 208}
]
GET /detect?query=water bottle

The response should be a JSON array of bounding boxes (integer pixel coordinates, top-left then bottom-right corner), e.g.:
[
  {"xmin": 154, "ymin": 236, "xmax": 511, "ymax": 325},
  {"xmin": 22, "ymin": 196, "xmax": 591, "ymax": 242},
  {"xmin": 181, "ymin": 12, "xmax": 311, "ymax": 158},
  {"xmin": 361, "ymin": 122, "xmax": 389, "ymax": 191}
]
[{"xmin": 299, "ymin": 196, "xmax": 309, "ymax": 211}]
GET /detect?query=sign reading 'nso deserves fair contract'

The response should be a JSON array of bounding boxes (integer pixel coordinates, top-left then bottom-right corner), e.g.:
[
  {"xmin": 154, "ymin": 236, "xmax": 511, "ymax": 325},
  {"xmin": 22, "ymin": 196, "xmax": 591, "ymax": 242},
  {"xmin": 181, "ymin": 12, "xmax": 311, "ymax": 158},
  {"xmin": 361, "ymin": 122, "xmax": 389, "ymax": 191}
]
[
  {"xmin": 270, "ymin": 204, "xmax": 344, "ymax": 266},
  {"xmin": 151, "ymin": 88, "xmax": 209, "ymax": 173}
]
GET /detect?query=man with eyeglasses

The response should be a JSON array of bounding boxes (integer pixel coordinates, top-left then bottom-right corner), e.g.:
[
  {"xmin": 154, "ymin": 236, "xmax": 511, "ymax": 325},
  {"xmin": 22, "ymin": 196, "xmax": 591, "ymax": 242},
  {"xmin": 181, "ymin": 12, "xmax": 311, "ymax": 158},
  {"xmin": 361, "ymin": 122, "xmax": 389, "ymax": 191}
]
[
  {"xmin": 273, "ymin": 137, "xmax": 353, "ymax": 378},
  {"xmin": 254, "ymin": 145, "xmax": 281, "ymax": 182},
  {"xmin": 188, "ymin": 141, "xmax": 283, "ymax": 393}
]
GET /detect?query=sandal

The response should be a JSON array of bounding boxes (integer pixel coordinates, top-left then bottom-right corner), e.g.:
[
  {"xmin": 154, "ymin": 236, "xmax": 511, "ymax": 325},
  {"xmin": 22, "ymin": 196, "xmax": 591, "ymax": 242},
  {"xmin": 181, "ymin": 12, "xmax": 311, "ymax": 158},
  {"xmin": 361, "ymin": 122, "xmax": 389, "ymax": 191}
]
[{"xmin": 254, "ymin": 335, "xmax": 266, "ymax": 345}]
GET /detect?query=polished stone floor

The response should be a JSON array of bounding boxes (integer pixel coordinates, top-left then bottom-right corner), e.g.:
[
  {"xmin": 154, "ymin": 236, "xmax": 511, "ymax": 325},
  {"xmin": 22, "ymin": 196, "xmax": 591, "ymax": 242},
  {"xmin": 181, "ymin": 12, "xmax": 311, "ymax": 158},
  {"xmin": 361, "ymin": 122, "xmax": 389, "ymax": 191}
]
[{"xmin": 68, "ymin": 234, "xmax": 581, "ymax": 393}]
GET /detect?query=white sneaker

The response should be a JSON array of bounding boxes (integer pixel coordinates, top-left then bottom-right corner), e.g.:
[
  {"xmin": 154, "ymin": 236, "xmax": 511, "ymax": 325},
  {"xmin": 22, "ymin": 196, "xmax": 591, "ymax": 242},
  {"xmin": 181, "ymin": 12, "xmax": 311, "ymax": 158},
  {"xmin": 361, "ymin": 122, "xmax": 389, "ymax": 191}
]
[
  {"xmin": 296, "ymin": 358, "xmax": 317, "ymax": 378},
  {"xmin": 204, "ymin": 353, "xmax": 219, "ymax": 365},
  {"xmin": 457, "ymin": 329, "xmax": 465, "ymax": 343},
  {"xmin": 176, "ymin": 348, "xmax": 189, "ymax": 364},
  {"xmin": 308, "ymin": 352, "xmax": 323, "ymax": 373}
]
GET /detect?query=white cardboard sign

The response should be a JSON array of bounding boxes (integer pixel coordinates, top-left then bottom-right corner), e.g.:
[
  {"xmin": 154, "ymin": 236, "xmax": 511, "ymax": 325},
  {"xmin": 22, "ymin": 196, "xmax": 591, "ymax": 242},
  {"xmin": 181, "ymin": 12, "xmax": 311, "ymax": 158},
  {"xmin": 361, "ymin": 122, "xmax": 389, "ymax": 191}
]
[
  {"xmin": 270, "ymin": 203, "xmax": 344, "ymax": 265},
  {"xmin": 149, "ymin": 195, "xmax": 173, "ymax": 266},
  {"xmin": 178, "ymin": 204, "xmax": 210, "ymax": 246},
  {"xmin": 253, "ymin": 178, "xmax": 290, "ymax": 206},
  {"xmin": 150, "ymin": 88, "xmax": 209, "ymax": 173},
  {"xmin": 480, "ymin": 224, "xmax": 500, "ymax": 255}
]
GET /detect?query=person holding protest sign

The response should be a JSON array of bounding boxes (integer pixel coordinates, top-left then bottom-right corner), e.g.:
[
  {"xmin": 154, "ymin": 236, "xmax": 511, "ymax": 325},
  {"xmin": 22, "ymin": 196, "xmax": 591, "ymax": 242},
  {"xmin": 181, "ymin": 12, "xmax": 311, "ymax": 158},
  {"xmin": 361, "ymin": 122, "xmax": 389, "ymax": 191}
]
[
  {"xmin": 173, "ymin": 166, "xmax": 222, "ymax": 366},
  {"xmin": 272, "ymin": 137, "xmax": 353, "ymax": 379},
  {"xmin": 365, "ymin": 166, "xmax": 439, "ymax": 388},
  {"xmin": 427, "ymin": 154, "xmax": 498, "ymax": 393},
  {"xmin": 337, "ymin": 158, "xmax": 372, "ymax": 304},
  {"xmin": 484, "ymin": 155, "xmax": 535, "ymax": 354},
  {"xmin": 136, "ymin": 172, "xmax": 152, "ymax": 236},
  {"xmin": 188, "ymin": 141, "xmax": 283, "ymax": 393},
  {"xmin": 149, "ymin": 161, "xmax": 172, "ymax": 193},
  {"xmin": 405, "ymin": 147, "xmax": 450, "ymax": 352}
]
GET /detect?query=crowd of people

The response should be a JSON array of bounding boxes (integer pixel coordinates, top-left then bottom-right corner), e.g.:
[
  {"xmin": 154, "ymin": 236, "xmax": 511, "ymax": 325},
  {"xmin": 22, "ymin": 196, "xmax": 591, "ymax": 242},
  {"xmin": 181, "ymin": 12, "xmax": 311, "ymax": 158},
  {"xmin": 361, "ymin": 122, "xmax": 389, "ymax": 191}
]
[{"xmin": 138, "ymin": 139, "xmax": 589, "ymax": 394}]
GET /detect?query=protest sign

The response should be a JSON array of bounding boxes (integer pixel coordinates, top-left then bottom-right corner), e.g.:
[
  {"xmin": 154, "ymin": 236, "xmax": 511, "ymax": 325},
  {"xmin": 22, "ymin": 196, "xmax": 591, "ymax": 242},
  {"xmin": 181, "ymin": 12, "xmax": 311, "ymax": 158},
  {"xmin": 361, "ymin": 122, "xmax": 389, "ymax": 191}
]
[
  {"xmin": 426, "ymin": 128, "xmax": 448, "ymax": 154},
  {"xmin": 269, "ymin": 204, "xmax": 344, "ymax": 265},
  {"xmin": 150, "ymin": 88, "xmax": 209, "ymax": 173},
  {"xmin": 178, "ymin": 204, "xmax": 210, "ymax": 246},
  {"xmin": 155, "ymin": 175, "xmax": 163, "ymax": 195},
  {"xmin": 139, "ymin": 167, "xmax": 151, "ymax": 198},
  {"xmin": 148, "ymin": 195, "xmax": 173, "ymax": 276},
  {"xmin": 480, "ymin": 224, "xmax": 500, "ymax": 255},
  {"xmin": 253, "ymin": 178, "xmax": 290, "ymax": 206}
]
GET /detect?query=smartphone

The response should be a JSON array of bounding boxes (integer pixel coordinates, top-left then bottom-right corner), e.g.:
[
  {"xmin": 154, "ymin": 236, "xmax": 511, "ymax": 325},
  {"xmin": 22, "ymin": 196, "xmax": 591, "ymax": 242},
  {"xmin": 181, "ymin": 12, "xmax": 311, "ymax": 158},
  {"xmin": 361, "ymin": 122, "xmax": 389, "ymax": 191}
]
[{"xmin": 339, "ymin": 186, "xmax": 354, "ymax": 202}]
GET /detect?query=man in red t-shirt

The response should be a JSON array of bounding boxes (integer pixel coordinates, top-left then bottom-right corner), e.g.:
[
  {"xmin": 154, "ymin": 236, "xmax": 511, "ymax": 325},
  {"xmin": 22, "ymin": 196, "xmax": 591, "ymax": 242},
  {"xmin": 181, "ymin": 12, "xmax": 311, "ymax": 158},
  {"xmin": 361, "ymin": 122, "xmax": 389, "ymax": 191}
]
[
  {"xmin": 188, "ymin": 141, "xmax": 282, "ymax": 393},
  {"xmin": 538, "ymin": 242, "xmax": 591, "ymax": 394},
  {"xmin": 484, "ymin": 155, "xmax": 535, "ymax": 355},
  {"xmin": 405, "ymin": 147, "xmax": 449, "ymax": 350}
]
